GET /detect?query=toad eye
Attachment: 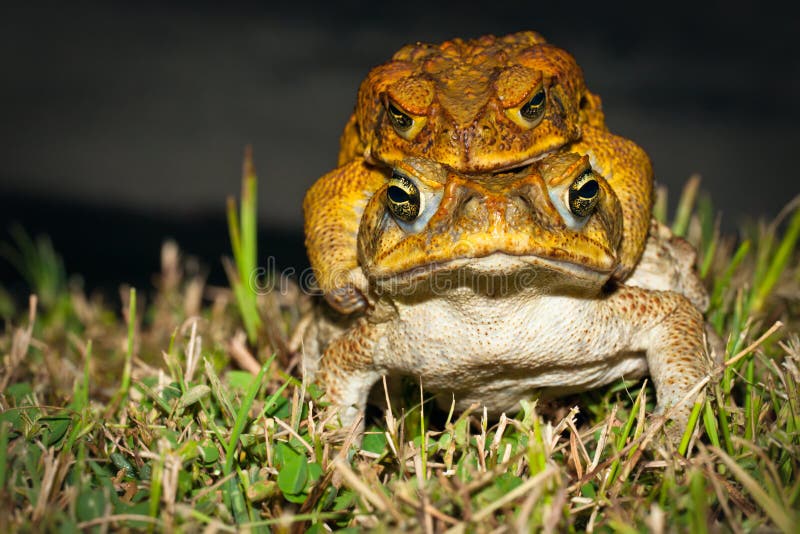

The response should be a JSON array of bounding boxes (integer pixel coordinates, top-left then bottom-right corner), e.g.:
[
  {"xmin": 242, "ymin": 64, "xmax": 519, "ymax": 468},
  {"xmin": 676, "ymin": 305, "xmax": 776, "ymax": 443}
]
[
  {"xmin": 505, "ymin": 87, "xmax": 547, "ymax": 129},
  {"xmin": 385, "ymin": 100, "xmax": 427, "ymax": 140},
  {"xmin": 568, "ymin": 170, "xmax": 600, "ymax": 217},
  {"xmin": 520, "ymin": 89, "xmax": 546, "ymax": 122},
  {"xmin": 387, "ymin": 102, "xmax": 413, "ymax": 131},
  {"xmin": 386, "ymin": 171, "xmax": 421, "ymax": 222}
]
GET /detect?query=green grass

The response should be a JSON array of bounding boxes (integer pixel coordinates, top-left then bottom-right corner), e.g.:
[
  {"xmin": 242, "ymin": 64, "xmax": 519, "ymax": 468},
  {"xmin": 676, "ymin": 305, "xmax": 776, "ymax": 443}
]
[
  {"xmin": 1, "ymin": 167, "xmax": 799, "ymax": 532},
  {"xmin": 226, "ymin": 145, "xmax": 262, "ymax": 345}
]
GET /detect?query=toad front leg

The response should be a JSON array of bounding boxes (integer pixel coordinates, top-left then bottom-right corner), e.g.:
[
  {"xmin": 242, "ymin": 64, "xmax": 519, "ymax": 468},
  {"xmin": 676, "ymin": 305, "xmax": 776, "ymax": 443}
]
[
  {"xmin": 310, "ymin": 317, "xmax": 386, "ymax": 431},
  {"xmin": 303, "ymin": 161, "xmax": 385, "ymax": 314},
  {"xmin": 603, "ymin": 286, "xmax": 713, "ymax": 443}
]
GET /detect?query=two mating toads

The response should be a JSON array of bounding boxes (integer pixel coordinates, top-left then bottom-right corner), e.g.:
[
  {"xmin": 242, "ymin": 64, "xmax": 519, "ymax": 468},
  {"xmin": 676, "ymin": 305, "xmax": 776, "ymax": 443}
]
[{"xmin": 301, "ymin": 31, "xmax": 718, "ymax": 442}]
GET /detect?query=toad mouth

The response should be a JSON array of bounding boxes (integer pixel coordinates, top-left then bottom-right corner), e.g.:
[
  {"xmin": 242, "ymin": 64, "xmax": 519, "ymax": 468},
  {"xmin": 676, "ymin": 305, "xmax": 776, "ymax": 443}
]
[{"xmin": 371, "ymin": 251, "xmax": 613, "ymax": 288}]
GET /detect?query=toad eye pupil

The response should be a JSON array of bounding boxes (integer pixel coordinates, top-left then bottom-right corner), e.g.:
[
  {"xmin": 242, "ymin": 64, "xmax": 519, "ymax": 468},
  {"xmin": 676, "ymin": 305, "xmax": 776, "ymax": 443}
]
[
  {"xmin": 387, "ymin": 103, "xmax": 413, "ymax": 130},
  {"xmin": 386, "ymin": 172, "xmax": 421, "ymax": 222},
  {"xmin": 576, "ymin": 179, "xmax": 598, "ymax": 199},
  {"xmin": 520, "ymin": 89, "xmax": 546, "ymax": 121},
  {"xmin": 387, "ymin": 185, "xmax": 409, "ymax": 203},
  {"xmin": 567, "ymin": 172, "xmax": 600, "ymax": 218}
]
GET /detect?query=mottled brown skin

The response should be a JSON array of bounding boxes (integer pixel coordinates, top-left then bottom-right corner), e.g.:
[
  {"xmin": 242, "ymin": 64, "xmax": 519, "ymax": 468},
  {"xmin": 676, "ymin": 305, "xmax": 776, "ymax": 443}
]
[
  {"xmin": 303, "ymin": 153, "xmax": 713, "ymax": 444},
  {"xmin": 337, "ymin": 31, "xmax": 651, "ymax": 279},
  {"xmin": 626, "ymin": 221, "xmax": 710, "ymax": 312}
]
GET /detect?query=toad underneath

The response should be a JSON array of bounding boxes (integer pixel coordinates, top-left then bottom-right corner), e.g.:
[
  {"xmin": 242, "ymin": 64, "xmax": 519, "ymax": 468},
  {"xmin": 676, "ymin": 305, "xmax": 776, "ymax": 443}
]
[{"xmin": 302, "ymin": 153, "xmax": 716, "ymax": 443}]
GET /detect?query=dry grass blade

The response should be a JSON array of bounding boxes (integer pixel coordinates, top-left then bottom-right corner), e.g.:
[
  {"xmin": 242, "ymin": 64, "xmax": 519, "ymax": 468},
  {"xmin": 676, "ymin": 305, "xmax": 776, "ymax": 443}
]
[
  {"xmin": 31, "ymin": 448, "xmax": 59, "ymax": 522},
  {"xmin": 332, "ymin": 458, "xmax": 404, "ymax": 522},
  {"xmin": 1, "ymin": 295, "xmax": 36, "ymax": 391},
  {"xmin": 710, "ymin": 446, "xmax": 796, "ymax": 533},
  {"xmin": 724, "ymin": 321, "xmax": 783, "ymax": 369},
  {"xmin": 464, "ymin": 465, "xmax": 559, "ymax": 526},
  {"xmin": 273, "ymin": 417, "xmax": 315, "ymax": 456},
  {"xmin": 228, "ymin": 330, "xmax": 262, "ymax": 375}
]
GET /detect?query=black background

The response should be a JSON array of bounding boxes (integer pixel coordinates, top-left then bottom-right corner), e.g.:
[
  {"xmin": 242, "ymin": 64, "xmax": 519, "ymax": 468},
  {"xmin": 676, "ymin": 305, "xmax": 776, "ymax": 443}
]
[{"xmin": 1, "ymin": 1, "xmax": 798, "ymax": 295}]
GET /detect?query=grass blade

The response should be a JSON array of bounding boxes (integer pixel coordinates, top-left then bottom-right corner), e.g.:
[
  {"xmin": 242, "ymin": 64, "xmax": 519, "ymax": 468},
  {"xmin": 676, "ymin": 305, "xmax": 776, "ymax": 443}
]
[
  {"xmin": 224, "ymin": 355, "xmax": 273, "ymax": 475},
  {"xmin": 678, "ymin": 400, "xmax": 703, "ymax": 456},
  {"xmin": 671, "ymin": 175, "xmax": 700, "ymax": 237},
  {"xmin": 223, "ymin": 356, "xmax": 272, "ymax": 526},
  {"xmin": 225, "ymin": 146, "xmax": 262, "ymax": 344},
  {"xmin": 749, "ymin": 205, "xmax": 800, "ymax": 313},
  {"xmin": 106, "ymin": 288, "xmax": 136, "ymax": 417},
  {"xmin": 0, "ymin": 421, "xmax": 8, "ymax": 490},
  {"xmin": 712, "ymin": 447, "xmax": 796, "ymax": 533}
]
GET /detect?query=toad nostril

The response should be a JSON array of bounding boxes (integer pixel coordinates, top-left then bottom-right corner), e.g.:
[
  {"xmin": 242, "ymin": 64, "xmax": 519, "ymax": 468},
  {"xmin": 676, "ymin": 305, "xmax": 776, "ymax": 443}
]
[
  {"xmin": 456, "ymin": 193, "xmax": 492, "ymax": 229},
  {"xmin": 505, "ymin": 193, "xmax": 532, "ymax": 223},
  {"xmin": 511, "ymin": 193, "xmax": 531, "ymax": 211},
  {"xmin": 461, "ymin": 195, "xmax": 483, "ymax": 219}
]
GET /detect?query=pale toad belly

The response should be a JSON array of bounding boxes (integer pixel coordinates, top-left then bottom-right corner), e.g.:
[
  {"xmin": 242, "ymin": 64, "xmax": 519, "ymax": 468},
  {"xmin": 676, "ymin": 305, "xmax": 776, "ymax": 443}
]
[{"xmin": 373, "ymin": 286, "xmax": 650, "ymax": 414}]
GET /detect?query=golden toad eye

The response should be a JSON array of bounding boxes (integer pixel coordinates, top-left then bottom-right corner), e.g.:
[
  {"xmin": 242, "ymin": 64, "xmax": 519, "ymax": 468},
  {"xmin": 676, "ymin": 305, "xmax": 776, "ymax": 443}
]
[
  {"xmin": 568, "ymin": 170, "xmax": 600, "ymax": 217},
  {"xmin": 520, "ymin": 88, "xmax": 546, "ymax": 122},
  {"xmin": 386, "ymin": 171, "xmax": 421, "ymax": 222},
  {"xmin": 384, "ymin": 99, "xmax": 428, "ymax": 140},
  {"xmin": 504, "ymin": 87, "xmax": 547, "ymax": 129},
  {"xmin": 387, "ymin": 102, "xmax": 414, "ymax": 131}
]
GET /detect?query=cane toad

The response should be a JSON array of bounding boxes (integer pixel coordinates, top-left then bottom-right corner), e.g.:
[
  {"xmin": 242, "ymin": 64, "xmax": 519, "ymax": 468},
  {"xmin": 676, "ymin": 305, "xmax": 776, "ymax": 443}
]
[
  {"xmin": 303, "ymin": 153, "xmax": 713, "ymax": 443},
  {"xmin": 337, "ymin": 31, "xmax": 652, "ymax": 280}
]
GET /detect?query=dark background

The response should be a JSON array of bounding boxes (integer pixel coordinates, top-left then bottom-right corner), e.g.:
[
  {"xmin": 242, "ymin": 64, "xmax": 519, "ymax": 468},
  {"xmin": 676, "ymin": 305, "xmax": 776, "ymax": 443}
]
[{"xmin": 1, "ymin": 2, "xmax": 799, "ymax": 295}]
